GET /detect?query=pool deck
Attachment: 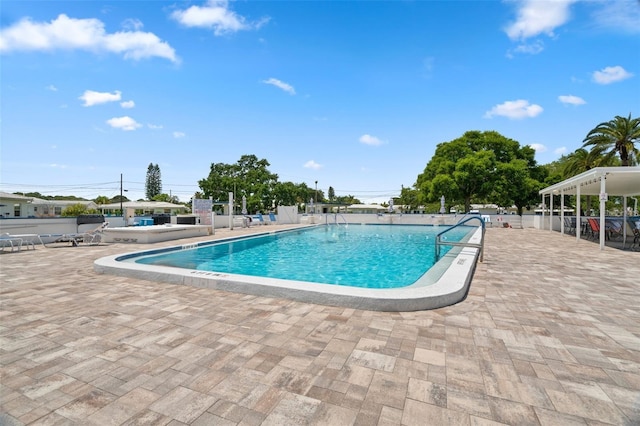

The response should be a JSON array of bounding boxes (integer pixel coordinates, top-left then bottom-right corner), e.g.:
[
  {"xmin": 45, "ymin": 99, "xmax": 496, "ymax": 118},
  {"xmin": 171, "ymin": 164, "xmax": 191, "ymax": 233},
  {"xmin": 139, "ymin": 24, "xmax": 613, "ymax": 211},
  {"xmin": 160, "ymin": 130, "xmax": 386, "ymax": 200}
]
[{"xmin": 1, "ymin": 226, "xmax": 639, "ymax": 425}]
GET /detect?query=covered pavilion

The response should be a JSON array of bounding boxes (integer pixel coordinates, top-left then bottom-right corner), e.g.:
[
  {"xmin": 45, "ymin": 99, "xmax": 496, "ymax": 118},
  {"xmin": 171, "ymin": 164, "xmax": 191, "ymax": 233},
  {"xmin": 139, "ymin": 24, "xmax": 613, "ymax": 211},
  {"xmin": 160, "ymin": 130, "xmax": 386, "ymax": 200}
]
[{"xmin": 539, "ymin": 166, "xmax": 640, "ymax": 250}]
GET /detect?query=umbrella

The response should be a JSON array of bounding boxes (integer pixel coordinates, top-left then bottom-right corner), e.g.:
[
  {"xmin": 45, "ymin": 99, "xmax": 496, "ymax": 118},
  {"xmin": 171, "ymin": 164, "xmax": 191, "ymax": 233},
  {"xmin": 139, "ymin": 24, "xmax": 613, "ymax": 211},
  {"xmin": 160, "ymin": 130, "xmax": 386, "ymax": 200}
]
[
  {"xmin": 388, "ymin": 198, "xmax": 394, "ymax": 213},
  {"xmin": 241, "ymin": 196, "xmax": 247, "ymax": 215},
  {"xmin": 440, "ymin": 195, "xmax": 446, "ymax": 214}
]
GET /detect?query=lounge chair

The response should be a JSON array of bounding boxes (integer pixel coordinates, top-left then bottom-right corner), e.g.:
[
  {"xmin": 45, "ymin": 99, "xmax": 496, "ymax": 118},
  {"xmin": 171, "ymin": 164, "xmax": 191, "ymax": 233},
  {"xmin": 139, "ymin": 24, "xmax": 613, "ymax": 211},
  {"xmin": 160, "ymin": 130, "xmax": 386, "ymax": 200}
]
[
  {"xmin": 57, "ymin": 222, "xmax": 109, "ymax": 246},
  {"xmin": 1, "ymin": 233, "xmax": 24, "ymax": 252},
  {"xmin": 268, "ymin": 213, "xmax": 277, "ymax": 224},
  {"xmin": 253, "ymin": 213, "xmax": 266, "ymax": 225}
]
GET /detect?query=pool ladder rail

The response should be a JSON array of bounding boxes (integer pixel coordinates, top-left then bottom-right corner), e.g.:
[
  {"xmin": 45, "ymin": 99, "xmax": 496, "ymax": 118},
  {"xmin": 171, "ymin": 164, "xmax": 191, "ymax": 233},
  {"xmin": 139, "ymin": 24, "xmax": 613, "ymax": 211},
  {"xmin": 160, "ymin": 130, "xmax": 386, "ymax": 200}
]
[
  {"xmin": 327, "ymin": 213, "xmax": 349, "ymax": 227},
  {"xmin": 435, "ymin": 216, "xmax": 486, "ymax": 263}
]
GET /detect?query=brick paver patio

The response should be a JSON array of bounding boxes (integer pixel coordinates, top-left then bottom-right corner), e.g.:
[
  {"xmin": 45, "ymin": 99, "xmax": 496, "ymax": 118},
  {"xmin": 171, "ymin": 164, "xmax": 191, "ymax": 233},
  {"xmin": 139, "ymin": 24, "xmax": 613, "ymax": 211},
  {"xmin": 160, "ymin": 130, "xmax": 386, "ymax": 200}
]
[{"xmin": 1, "ymin": 226, "xmax": 639, "ymax": 425}]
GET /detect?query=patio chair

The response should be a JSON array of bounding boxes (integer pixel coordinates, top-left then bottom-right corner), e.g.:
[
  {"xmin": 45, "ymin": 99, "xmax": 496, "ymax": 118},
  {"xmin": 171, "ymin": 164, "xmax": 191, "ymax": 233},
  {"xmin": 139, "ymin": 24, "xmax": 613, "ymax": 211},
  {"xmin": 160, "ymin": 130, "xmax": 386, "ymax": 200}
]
[
  {"xmin": 268, "ymin": 213, "xmax": 277, "ymax": 224},
  {"xmin": 563, "ymin": 217, "xmax": 575, "ymax": 235},
  {"xmin": 253, "ymin": 213, "xmax": 266, "ymax": 225},
  {"xmin": 586, "ymin": 218, "xmax": 602, "ymax": 240},
  {"xmin": 627, "ymin": 219, "xmax": 640, "ymax": 250},
  {"xmin": 605, "ymin": 219, "xmax": 624, "ymax": 240}
]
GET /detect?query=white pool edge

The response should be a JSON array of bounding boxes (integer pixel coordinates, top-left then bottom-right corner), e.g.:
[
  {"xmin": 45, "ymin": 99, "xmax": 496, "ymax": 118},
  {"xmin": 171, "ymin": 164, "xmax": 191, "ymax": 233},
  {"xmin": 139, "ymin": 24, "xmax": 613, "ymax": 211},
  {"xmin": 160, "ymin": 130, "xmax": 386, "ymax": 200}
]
[{"xmin": 94, "ymin": 226, "xmax": 483, "ymax": 312}]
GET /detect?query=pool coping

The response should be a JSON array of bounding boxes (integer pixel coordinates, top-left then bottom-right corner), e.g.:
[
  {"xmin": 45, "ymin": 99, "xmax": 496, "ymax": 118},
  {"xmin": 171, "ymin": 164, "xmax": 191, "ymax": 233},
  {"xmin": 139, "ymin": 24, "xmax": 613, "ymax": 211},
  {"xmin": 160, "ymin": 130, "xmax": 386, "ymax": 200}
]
[{"xmin": 94, "ymin": 225, "xmax": 483, "ymax": 312}]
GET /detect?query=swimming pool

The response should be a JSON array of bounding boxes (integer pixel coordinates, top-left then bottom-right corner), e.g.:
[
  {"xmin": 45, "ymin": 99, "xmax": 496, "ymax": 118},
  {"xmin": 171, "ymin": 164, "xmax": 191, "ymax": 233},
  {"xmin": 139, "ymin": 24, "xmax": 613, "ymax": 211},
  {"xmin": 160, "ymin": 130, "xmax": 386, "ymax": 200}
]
[
  {"xmin": 131, "ymin": 225, "xmax": 470, "ymax": 289},
  {"xmin": 94, "ymin": 223, "xmax": 484, "ymax": 311}
]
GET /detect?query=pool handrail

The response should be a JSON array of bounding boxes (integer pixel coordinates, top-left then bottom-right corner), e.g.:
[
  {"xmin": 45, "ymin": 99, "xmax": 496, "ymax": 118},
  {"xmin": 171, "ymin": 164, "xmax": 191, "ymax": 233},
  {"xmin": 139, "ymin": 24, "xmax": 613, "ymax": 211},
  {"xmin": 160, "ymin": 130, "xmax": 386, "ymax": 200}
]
[{"xmin": 435, "ymin": 216, "xmax": 485, "ymax": 262}]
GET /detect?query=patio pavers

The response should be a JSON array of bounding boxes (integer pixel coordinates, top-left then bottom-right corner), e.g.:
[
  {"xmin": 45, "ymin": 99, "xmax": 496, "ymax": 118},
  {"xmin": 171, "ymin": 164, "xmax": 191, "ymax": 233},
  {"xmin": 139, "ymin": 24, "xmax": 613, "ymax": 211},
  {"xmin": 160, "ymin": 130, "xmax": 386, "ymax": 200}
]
[{"xmin": 1, "ymin": 226, "xmax": 639, "ymax": 425}]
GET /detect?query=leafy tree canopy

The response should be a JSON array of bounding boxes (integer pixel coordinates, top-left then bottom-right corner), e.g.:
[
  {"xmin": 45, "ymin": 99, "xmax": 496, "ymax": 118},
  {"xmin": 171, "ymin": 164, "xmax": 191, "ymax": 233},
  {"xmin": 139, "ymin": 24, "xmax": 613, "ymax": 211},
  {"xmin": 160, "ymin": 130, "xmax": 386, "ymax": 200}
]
[
  {"xmin": 61, "ymin": 203, "xmax": 98, "ymax": 217},
  {"xmin": 416, "ymin": 131, "xmax": 544, "ymax": 214},
  {"xmin": 199, "ymin": 155, "xmax": 279, "ymax": 213},
  {"xmin": 152, "ymin": 193, "xmax": 181, "ymax": 204}
]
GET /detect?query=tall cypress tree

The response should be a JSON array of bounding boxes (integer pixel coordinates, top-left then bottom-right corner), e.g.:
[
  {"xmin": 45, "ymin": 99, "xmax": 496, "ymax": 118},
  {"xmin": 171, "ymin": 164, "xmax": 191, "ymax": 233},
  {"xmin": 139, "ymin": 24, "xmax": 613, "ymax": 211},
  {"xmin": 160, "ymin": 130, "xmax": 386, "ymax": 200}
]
[{"xmin": 145, "ymin": 163, "xmax": 162, "ymax": 200}]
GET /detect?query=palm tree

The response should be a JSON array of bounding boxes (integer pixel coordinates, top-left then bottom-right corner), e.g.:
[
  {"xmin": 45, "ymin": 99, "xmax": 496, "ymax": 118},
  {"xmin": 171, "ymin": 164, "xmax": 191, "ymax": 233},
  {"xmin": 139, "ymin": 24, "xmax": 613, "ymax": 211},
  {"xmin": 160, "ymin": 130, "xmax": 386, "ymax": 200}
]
[
  {"xmin": 561, "ymin": 147, "xmax": 618, "ymax": 215},
  {"xmin": 582, "ymin": 114, "xmax": 640, "ymax": 166}
]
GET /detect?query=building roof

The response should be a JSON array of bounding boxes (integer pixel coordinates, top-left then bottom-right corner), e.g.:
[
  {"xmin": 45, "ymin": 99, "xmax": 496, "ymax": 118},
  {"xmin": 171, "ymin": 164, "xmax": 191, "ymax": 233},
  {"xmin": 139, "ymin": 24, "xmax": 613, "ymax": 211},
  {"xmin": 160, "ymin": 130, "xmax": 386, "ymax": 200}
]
[
  {"xmin": 0, "ymin": 191, "xmax": 34, "ymax": 201},
  {"xmin": 347, "ymin": 204, "xmax": 387, "ymax": 210},
  {"xmin": 539, "ymin": 166, "xmax": 640, "ymax": 197},
  {"xmin": 98, "ymin": 201, "xmax": 187, "ymax": 210}
]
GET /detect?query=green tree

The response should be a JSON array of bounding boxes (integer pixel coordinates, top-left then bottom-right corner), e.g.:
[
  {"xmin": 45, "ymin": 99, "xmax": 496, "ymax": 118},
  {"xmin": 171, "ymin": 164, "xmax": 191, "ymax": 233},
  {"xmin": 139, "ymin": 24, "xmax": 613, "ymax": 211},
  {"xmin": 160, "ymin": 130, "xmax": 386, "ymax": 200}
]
[
  {"xmin": 61, "ymin": 203, "xmax": 98, "ymax": 217},
  {"xmin": 328, "ymin": 186, "xmax": 335, "ymax": 201},
  {"xmin": 416, "ymin": 131, "xmax": 542, "ymax": 213},
  {"xmin": 94, "ymin": 195, "xmax": 111, "ymax": 205},
  {"xmin": 272, "ymin": 182, "xmax": 312, "ymax": 210},
  {"xmin": 398, "ymin": 186, "xmax": 421, "ymax": 211},
  {"xmin": 110, "ymin": 194, "xmax": 130, "ymax": 204},
  {"xmin": 556, "ymin": 148, "xmax": 620, "ymax": 213},
  {"xmin": 335, "ymin": 195, "xmax": 360, "ymax": 205},
  {"xmin": 582, "ymin": 114, "xmax": 640, "ymax": 166},
  {"xmin": 152, "ymin": 193, "xmax": 180, "ymax": 204},
  {"xmin": 493, "ymin": 159, "xmax": 545, "ymax": 215},
  {"xmin": 145, "ymin": 163, "xmax": 162, "ymax": 200},
  {"xmin": 199, "ymin": 155, "xmax": 279, "ymax": 213}
]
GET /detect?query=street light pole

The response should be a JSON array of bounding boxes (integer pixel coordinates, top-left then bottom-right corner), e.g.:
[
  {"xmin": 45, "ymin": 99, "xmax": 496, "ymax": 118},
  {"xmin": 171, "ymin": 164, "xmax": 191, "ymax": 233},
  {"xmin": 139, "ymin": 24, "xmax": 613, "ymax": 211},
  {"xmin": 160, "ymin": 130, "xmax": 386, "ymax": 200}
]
[
  {"xmin": 120, "ymin": 173, "xmax": 123, "ymax": 217},
  {"xmin": 315, "ymin": 180, "xmax": 318, "ymax": 214}
]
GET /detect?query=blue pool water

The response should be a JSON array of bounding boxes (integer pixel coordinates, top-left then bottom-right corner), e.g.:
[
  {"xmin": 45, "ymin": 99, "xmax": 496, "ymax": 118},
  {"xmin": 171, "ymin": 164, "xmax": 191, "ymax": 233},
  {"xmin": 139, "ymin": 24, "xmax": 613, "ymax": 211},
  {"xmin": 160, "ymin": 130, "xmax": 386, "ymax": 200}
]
[{"xmin": 132, "ymin": 225, "xmax": 473, "ymax": 289}]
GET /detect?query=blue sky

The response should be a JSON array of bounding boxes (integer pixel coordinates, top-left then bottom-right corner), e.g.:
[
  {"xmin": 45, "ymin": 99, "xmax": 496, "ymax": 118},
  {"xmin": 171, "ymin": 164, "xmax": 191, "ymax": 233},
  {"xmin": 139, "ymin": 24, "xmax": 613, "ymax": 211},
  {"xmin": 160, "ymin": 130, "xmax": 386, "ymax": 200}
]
[{"xmin": 1, "ymin": 0, "xmax": 638, "ymax": 203}]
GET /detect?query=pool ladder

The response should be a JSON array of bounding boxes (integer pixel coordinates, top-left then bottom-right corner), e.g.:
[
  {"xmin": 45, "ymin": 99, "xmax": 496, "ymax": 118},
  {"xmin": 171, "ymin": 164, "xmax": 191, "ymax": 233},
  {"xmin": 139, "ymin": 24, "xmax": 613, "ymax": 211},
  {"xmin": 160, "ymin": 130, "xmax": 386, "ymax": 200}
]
[
  {"xmin": 435, "ymin": 216, "xmax": 485, "ymax": 263},
  {"xmin": 327, "ymin": 213, "xmax": 348, "ymax": 227}
]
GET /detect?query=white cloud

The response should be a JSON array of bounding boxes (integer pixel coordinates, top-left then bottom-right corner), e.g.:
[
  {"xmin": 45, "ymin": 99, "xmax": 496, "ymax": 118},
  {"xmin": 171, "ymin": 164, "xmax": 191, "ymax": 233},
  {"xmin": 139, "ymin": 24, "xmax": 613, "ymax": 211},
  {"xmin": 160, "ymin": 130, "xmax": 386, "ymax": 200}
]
[
  {"xmin": 106, "ymin": 116, "xmax": 142, "ymax": 131},
  {"xmin": 528, "ymin": 143, "xmax": 546, "ymax": 153},
  {"xmin": 0, "ymin": 14, "xmax": 178, "ymax": 62},
  {"xmin": 120, "ymin": 100, "xmax": 135, "ymax": 109},
  {"xmin": 171, "ymin": 0, "xmax": 269, "ymax": 36},
  {"xmin": 558, "ymin": 95, "xmax": 586, "ymax": 105},
  {"xmin": 504, "ymin": 0, "xmax": 576, "ymax": 40},
  {"xmin": 592, "ymin": 66, "xmax": 633, "ymax": 84},
  {"xmin": 508, "ymin": 39, "xmax": 544, "ymax": 57},
  {"xmin": 49, "ymin": 163, "xmax": 68, "ymax": 169},
  {"xmin": 122, "ymin": 18, "xmax": 143, "ymax": 31},
  {"xmin": 148, "ymin": 123, "xmax": 163, "ymax": 130},
  {"xmin": 590, "ymin": 1, "xmax": 640, "ymax": 34},
  {"xmin": 304, "ymin": 160, "xmax": 322, "ymax": 170},
  {"xmin": 262, "ymin": 77, "xmax": 295, "ymax": 95},
  {"xmin": 359, "ymin": 134, "xmax": 385, "ymax": 146},
  {"xmin": 173, "ymin": 131, "xmax": 186, "ymax": 138},
  {"xmin": 484, "ymin": 100, "xmax": 543, "ymax": 120},
  {"xmin": 554, "ymin": 147, "xmax": 568, "ymax": 155},
  {"xmin": 46, "ymin": 84, "xmax": 58, "ymax": 91},
  {"xmin": 79, "ymin": 90, "xmax": 121, "ymax": 106}
]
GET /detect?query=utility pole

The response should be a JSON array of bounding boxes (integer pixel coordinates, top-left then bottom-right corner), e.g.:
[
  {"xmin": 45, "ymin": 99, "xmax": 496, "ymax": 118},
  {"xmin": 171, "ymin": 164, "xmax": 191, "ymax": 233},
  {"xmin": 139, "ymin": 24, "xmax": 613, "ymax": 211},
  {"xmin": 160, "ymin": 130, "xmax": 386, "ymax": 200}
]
[
  {"xmin": 120, "ymin": 173, "xmax": 123, "ymax": 216},
  {"xmin": 315, "ymin": 180, "xmax": 318, "ymax": 214}
]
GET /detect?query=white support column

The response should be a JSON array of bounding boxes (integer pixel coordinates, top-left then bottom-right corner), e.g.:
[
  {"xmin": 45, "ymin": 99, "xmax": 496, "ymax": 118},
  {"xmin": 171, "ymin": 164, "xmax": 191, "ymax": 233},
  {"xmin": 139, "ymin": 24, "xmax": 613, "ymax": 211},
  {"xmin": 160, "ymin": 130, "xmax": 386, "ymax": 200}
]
[
  {"xmin": 560, "ymin": 189, "xmax": 565, "ymax": 235},
  {"xmin": 229, "ymin": 191, "xmax": 234, "ymax": 230},
  {"xmin": 623, "ymin": 196, "xmax": 628, "ymax": 247},
  {"xmin": 214, "ymin": 197, "xmax": 216, "ymax": 235},
  {"xmin": 541, "ymin": 194, "xmax": 545, "ymax": 230},
  {"xmin": 599, "ymin": 175, "xmax": 606, "ymax": 250},
  {"xmin": 576, "ymin": 185, "xmax": 581, "ymax": 241},
  {"xmin": 550, "ymin": 192, "xmax": 554, "ymax": 232}
]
